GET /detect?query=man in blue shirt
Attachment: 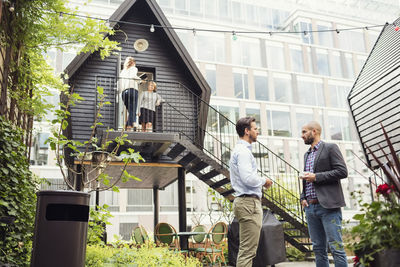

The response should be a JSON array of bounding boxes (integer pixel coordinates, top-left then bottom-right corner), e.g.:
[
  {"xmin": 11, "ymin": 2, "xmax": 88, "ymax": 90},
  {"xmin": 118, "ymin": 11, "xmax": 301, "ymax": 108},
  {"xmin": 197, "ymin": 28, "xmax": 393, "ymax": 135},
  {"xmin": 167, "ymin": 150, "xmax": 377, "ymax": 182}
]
[{"xmin": 230, "ymin": 116, "xmax": 273, "ymax": 267}]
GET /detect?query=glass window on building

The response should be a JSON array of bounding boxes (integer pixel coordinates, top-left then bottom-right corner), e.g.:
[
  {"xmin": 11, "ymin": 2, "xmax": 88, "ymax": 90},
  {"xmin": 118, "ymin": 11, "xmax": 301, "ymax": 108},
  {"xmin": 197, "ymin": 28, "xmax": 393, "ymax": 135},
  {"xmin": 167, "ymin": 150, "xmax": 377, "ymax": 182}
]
[
  {"xmin": 317, "ymin": 23, "xmax": 334, "ymax": 47},
  {"xmin": 205, "ymin": 65, "xmax": 217, "ymax": 96},
  {"xmin": 297, "ymin": 77, "xmax": 324, "ymax": 107},
  {"xmin": 232, "ymin": 37, "xmax": 261, "ymax": 67},
  {"xmin": 218, "ymin": 105, "xmax": 239, "ymax": 134},
  {"xmin": 259, "ymin": 7, "xmax": 273, "ymax": 30},
  {"xmin": 295, "ymin": 110, "xmax": 314, "ymax": 135},
  {"xmin": 337, "ymin": 27, "xmax": 365, "ymax": 53},
  {"xmin": 254, "ymin": 72, "xmax": 269, "ymax": 101},
  {"xmin": 232, "ymin": 1, "xmax": 245, "ymax": 24},
  {"xmin": 344, "ymin": 53, "xmax": 355, "ymax": 79},
  {"xmin": 160, "ymin": 182, "xmax": 179, "ymax": 211},
  {"xmin": 189, "ymin": 0, "xmax": 202, "ymax": 17},
  {"xmin": 346, "ymin": 149, "xmax": 357, "ymax": 175},
  {"xmin": 174, "ymin": 0, "xmax": 188, "ymax": 15},
  {"xmin": 127, "ymin": 189, "xmax": 152, "ymax": 211},
  {"xmin": 316, "ymin": 49, "xmax": 330, "ymax": 76},
  {"xmin": 246, "ymin": 107, "xmax": 261, "ymax": 131},
  {"xmin": 104, "ymin": 190, "xmax": 119, "ymax": 211},
  {"xmin": 294, "ymin": 20, "xmax": 313, "ymax": 44},
  {"xmin": 273, "ymin": 74, "xmax": 292, "ymax": 103},
  {"xmin": 204, "ymin": 0, "xmax": 217, "ymax": 19},
  {"xmin": 290, "ymin": 45, "xmax": 304, "ymax": 73},
  {"xmin": 328, "ymin": 112, "xmax": 351, "ymax": 141},
  {"xmin": 219, "ymin": 0, "xmax": 231, "ymax": 21},
  {"xmin": 328, "ymin": 83, "xmax": 351, "ymax": 108},
  {"xmin": 245, "ymin": 4, "xmax": 258, "ymax": 25},
  {"xmin": 32, "ymin": 132, "xmax": 50, "ymax": 165},
  {"xmin": 176, "ymin": 30, "xmax": 193, "ymax": 56},
  {"xmin": 331, "ymin": 51, "xmax": 343, "ymax": 78},
  {"xmin": 267, "ymin": 109, "xmax": 292, "ymax": 137},
  {"xmin": 233, "ymin": 70, "xmax": 249, "ymax": 99},
  {"xmin": 267, "ymin": 42, "xmax": 286, "ymax": 70},
  {"xmin": 196, "ymin": 33, "xmax": 225, "ymax": 62},
  {"xmin": 306, "ymin": 47, "xmax": 314, "ymax": 74},
  {"xmin": 367, "ymin": 31, "xmax": 379, "ymax": 52},
  {"xmin": 356, "ymin": 55, "xmax": 367, "ymax": 73}
]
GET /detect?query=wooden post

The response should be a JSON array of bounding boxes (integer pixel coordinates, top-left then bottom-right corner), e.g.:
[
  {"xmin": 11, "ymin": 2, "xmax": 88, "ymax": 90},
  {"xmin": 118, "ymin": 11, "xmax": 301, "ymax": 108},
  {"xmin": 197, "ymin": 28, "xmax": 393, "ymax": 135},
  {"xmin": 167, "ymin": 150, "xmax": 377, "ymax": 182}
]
[{"xmin": 153, "ymin": 186, "xmax": 159, "ymax": 240}]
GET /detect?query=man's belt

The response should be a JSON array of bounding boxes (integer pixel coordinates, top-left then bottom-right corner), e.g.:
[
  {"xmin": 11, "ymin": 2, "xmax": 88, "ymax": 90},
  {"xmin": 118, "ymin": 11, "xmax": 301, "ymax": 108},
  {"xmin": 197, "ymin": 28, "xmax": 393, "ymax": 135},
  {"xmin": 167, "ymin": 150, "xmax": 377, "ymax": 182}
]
[
  {"xmin": 237, "ymin": 194, "xmax": 261, "ymax": 200},
  {"xmin": 307, "ymin": 199, "xmax": 319, "ymax": 204}
]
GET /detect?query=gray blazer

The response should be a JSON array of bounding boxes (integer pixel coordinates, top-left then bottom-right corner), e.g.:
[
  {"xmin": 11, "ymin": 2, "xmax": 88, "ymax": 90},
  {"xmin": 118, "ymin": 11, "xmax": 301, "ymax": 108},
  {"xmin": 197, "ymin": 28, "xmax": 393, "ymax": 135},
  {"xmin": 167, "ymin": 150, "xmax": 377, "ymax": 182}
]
[{"xmin": 300, "ymin": 141, "xmax": 348, "ymax": 209}]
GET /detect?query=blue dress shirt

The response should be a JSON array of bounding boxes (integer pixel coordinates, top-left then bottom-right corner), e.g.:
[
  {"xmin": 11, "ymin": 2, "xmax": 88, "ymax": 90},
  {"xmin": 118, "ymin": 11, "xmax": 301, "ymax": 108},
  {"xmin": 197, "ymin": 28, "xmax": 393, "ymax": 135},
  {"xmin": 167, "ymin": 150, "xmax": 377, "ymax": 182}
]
[{"xmin": 230, "ymin": 139, "xmax": 267, "ymax": 198}]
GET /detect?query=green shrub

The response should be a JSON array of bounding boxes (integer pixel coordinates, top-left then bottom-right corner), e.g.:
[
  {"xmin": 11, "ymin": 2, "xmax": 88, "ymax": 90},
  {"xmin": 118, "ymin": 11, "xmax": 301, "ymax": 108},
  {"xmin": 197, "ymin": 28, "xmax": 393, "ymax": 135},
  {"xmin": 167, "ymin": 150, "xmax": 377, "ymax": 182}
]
[
  {"xmin": 0, "ymin": 116, "xmax": 38, "ymax": 266},
  {"xmin": 86, "ymin": 243, "xmax": 201, "ymax": 267},
  {"xmin": 87, "ymin": 204, "xmax": 113, "ymax": 246}
]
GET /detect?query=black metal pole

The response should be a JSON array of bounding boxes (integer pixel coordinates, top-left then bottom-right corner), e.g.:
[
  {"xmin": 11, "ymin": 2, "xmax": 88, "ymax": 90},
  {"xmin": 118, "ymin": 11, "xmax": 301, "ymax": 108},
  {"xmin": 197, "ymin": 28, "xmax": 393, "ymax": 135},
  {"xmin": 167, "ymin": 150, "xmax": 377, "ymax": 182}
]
[
  {"xmin": 75, "ymin": 164, "xmax": 83, "ymax": 191},
  {"xmin": 153, "ymin": 186, "xmax": 159, "ymax": 239},
  {"xmin": 178, "ymin": 167, "xmax": 187, "ymax": 249}
]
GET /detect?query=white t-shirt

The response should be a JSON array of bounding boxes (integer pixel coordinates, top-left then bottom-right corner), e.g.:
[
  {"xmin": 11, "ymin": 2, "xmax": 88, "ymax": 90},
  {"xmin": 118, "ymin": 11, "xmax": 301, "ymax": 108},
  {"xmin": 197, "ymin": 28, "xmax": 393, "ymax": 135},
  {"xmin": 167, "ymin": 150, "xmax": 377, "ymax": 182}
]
[{"xmin": 119, "ymin": 67, "xmax": 140, "ymax": 93}]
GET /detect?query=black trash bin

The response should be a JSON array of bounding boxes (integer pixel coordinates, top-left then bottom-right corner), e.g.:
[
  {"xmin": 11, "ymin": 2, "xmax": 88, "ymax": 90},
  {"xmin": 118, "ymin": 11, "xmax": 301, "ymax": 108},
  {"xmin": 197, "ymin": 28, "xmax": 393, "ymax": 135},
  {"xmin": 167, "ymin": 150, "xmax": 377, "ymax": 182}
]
[{"xmin": 31, "ymin": 190, "xmax": 90, "ymax": 267}]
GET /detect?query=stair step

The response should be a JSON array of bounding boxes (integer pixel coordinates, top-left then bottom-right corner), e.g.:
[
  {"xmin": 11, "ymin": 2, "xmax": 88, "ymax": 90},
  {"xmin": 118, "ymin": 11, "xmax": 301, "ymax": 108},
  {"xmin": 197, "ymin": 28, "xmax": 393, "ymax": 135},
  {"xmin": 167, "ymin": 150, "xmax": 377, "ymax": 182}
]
[
  {"xmin": 178, "ymin": 152, "xmax": 197, "ymax": 167},
  {"xmin": 210, "ymin": 178, "xmax": 230, "ymax": 189},
  {"xmin": 167, "ymin": 143, "xmax": 186, "ymax": 160},
  {"xmin": 187, "ymin": 161, "xmax": 209, "ymax": 173},
  {"xmin": 200, "ymin": 169, "xmax": 220, "ymax": 181},
  {"xmin": 221, "ymin": 189, "xmax": 235, "ymax": 197}
]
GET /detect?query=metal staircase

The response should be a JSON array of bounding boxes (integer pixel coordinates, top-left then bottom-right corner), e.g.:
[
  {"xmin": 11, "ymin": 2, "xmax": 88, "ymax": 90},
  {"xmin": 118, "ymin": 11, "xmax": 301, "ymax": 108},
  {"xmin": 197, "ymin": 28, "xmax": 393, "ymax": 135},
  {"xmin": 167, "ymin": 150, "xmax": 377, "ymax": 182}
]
[{"xmin": 95, "ymin": 77, "xmax": 312, "ymax": 253}]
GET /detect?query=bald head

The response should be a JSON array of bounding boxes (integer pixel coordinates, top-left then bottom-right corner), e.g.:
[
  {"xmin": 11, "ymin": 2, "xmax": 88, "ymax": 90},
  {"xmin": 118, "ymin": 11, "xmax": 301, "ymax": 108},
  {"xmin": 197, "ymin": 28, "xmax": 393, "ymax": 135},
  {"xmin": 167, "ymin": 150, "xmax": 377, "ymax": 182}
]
[
  {"xmin": 301, "ymin": 121, "xmax": 322, "ymax": 146},
  {"xmin": 304, "ymin": 121, "xmax": 322, "ymax": 136}
]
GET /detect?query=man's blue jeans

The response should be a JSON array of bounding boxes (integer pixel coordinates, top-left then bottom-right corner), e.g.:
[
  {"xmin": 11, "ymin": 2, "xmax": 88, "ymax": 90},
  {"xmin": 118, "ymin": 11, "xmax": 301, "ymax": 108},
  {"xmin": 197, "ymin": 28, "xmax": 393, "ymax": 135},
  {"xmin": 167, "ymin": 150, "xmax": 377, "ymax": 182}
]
[{"xmin": 305, "ymin": 203, "xmax": 348, "ymax": 267}]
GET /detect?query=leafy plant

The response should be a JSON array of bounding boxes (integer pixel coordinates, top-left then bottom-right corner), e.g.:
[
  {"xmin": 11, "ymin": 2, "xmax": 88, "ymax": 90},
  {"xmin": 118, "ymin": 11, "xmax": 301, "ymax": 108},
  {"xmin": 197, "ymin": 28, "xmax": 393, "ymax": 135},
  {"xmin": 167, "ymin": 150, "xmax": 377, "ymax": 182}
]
[
  {"xmin": 85, "ymin": 243, "xmax": 202, "ymax": 266},
  {"xmin": 87, "ymin": 204, "xmax": 113, "ymax": 246},
  {"xmin": 349, "ymin": 124, "xmax": 400, "ymax": 266},
  {"xmin": 0, "ymin": 116, "xmax": 39, "ymax": 266}
]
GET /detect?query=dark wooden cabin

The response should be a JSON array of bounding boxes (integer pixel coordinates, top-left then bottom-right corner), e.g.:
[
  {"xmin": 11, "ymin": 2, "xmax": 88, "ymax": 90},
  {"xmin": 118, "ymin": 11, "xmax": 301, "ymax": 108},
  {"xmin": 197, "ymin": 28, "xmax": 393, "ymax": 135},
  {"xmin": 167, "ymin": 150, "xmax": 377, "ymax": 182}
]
[
  {"xmin": 348, "ymin": 18, "xmax": 400, "ymax": 169},
  {"xmin": 64, "ymin": 0, "xmax": 312, "ymax": 252}
]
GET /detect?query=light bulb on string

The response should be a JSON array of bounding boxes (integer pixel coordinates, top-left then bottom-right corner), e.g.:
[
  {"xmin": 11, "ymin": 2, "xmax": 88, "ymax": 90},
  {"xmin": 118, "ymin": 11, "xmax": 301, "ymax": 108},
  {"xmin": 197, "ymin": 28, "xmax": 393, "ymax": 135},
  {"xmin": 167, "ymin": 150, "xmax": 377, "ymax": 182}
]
[
  {"xmin": 192, "ymin": 28, "xmax": 196, "ymax": 36},
  {"xmin": 336, "ymin": 29, "xmax": 340, "ymax": 34},
  {"xmin": 150, "ymin": 24, "xmax": 155, "ymax": 33},
  {"xmin": 303, "ymin": 31, "xmax": 307, "ymax": 36},
  {"xmin": 232, "ymin": 31, "xmax": 237, "ymax": 41}
]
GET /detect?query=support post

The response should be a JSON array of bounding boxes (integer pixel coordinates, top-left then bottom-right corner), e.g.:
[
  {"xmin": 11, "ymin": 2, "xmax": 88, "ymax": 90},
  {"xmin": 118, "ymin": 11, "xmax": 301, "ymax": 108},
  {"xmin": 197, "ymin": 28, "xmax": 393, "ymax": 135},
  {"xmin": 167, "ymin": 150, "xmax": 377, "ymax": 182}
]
[
  {"xmin": 153, "ymin": 186, "xmax": 159, "ymax": 241},
  {"xmin": 178, "ymin": 167, "xmax": 187, "ymax": 249}
]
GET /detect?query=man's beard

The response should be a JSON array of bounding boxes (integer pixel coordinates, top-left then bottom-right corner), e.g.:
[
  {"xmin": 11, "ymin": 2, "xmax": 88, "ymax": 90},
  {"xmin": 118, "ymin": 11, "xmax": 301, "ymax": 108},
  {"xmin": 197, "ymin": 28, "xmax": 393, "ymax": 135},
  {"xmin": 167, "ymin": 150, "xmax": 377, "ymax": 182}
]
[{"xmin": 304, "ymin": 136, "xmax": 314, "ymax": 145}]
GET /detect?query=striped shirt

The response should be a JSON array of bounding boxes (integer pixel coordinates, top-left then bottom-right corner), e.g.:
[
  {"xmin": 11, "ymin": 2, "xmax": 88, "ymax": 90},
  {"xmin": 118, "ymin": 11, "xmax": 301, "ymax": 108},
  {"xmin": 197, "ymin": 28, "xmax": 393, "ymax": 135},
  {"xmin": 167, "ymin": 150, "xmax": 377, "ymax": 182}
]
[{"xmin": 304, "ymin": 141, "xmax": 322, "ymax": 200}]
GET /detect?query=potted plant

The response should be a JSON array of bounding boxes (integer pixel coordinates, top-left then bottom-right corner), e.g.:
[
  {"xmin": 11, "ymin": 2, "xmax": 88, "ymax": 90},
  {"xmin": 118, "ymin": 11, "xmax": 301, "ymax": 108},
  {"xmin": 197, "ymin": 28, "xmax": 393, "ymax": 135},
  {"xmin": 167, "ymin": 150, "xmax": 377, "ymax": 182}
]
[{"xmin": 350, "ymin": 124, "xmax": 400, "ymax": 267}]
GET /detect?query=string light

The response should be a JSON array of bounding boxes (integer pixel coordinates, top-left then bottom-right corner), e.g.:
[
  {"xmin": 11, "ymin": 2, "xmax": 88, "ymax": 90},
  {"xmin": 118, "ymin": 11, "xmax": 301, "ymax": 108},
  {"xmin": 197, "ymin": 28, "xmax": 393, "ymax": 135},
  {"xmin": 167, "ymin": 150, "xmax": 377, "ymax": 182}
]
[
  {"xmin": 41, "ymin": 10, "xmax": 394, "ymax": 36},
  {"xmin": 232, "ymin": 31, "xmax": 237, "ymax": 41},
  {"xmin": 59, "ymin": 12, "xmax": 63, "ymax": 18}
]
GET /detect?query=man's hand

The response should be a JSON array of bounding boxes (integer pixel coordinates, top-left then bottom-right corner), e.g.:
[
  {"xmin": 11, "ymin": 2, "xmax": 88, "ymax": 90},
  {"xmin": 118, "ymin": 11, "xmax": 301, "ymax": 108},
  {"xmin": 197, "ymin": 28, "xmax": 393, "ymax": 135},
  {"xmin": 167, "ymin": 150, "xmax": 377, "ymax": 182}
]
[
  {"xmin": 301, "ymin": 199, "xmax": 309, "ymax": 209},
  {"xmin": 264, "ymin": 178, "xmax": 273, "ymax": 189},
  {"xmin": 299, "ymin": 172, "xmax": 316, "ymax": 182}
]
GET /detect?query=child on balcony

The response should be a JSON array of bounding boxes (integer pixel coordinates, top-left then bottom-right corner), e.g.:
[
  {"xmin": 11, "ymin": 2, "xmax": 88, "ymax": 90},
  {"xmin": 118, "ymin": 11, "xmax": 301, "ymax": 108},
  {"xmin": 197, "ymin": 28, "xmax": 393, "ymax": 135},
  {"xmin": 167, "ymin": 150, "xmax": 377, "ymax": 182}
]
[{"xmin": 138, "ymin": 81, "xmax": 163, "ymax": 132}]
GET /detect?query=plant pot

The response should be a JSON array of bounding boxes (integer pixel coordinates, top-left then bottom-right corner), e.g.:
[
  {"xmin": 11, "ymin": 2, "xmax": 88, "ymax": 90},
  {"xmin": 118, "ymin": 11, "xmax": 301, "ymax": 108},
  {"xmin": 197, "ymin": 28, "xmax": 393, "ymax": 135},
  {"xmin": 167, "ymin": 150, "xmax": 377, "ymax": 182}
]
[{"xmin": 373, "ymin": 248, "xmax": 400, "ymax": 267}]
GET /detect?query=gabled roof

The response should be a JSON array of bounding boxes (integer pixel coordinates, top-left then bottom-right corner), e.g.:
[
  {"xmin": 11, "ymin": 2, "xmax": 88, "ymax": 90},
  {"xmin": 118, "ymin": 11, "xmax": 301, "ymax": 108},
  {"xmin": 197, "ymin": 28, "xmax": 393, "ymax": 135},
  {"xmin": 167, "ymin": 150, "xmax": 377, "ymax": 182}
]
[
  {"xmin": 64, "ymin": 0, "xmax": 211, "ymax": 100},
  {"xmin": 347, "ymin": 18, "xmax": 400, "ymax": 168}
]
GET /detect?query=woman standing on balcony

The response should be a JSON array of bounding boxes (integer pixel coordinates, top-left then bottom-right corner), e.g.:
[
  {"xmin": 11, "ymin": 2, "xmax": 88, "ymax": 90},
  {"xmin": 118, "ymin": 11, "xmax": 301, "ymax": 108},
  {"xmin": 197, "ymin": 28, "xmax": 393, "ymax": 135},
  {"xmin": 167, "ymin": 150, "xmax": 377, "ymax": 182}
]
[
  {"xmin": 138, "ymin": 81, "xmax": 163, "ymax": 132},
  {"xmin": 120, "ymin": 56, "xmax": 141, "ymax": 131}
]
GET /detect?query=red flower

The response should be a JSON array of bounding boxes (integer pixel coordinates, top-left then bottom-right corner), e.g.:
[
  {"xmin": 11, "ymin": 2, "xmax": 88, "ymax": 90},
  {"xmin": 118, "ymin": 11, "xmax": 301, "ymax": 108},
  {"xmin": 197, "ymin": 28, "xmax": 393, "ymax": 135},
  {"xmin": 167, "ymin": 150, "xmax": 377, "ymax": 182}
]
[
  {"xmin": 353, "ymin": 255, "xmax": 359, "ymax": 264},
  {"xmin": 376, "ymin": 183, "xmax": 391, "ymax": 195}
]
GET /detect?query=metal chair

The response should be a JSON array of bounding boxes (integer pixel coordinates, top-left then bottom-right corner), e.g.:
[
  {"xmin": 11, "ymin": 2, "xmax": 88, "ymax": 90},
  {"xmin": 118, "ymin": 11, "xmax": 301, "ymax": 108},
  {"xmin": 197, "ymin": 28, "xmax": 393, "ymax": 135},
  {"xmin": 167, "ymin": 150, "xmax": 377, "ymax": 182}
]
[
  {"xmin": 202, "ymin": 222, "xmax": 228, "ymax": 266},
  {"xmin": 154, "ymin": 222, "xmax": 179, "ymax": 250},
  {"xmin": 189, "ymin": 224, "xmax": 208, "ymax": 259},
  {"xmin": 132, "ymin": 226, "xmax": 149, "ymax": 247}
]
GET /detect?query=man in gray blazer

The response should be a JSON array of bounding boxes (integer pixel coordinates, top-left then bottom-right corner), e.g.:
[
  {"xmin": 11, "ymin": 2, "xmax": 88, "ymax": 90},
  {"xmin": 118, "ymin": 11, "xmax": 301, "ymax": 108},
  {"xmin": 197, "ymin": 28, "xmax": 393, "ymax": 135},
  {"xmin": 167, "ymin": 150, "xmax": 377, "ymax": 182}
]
[{"xmin": 300, "ymin": 121, "xmax": 348, "ymax": 267}]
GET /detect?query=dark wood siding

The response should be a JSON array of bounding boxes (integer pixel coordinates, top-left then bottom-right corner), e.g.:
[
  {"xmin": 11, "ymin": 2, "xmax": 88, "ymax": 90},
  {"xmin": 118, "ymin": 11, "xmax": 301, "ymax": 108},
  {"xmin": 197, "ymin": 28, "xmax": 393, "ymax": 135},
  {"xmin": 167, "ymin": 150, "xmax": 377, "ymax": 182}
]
[
  {"xmin": 348, "ymin": 19, "xmax": 400, "ymax": 168},
  {"xmin": 68, "ymin": 2, "xmax": 202, "ymax": 144}
]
